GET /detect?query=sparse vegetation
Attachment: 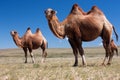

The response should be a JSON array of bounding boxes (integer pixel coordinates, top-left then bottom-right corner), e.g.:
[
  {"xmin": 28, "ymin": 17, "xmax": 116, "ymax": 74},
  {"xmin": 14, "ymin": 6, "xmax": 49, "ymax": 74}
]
[{"xmin": 0, "ymin": 47, "xmax": 120, "ymax": 80}]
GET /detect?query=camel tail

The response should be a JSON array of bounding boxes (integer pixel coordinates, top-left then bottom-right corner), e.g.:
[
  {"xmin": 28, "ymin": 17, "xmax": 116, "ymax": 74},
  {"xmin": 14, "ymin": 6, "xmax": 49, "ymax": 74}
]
[{"xmin": 113, "ymin": 26, "xmax": 118, "ymax": 41}]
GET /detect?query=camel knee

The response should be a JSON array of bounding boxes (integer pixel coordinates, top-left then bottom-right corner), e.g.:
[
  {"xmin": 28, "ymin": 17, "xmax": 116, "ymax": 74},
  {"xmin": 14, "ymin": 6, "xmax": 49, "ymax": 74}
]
[
  {"xmin": 29, "ymin": 52, "xmax": 35, "ymax": 63},
  {"xmin": 78, "ymin": 46, "xmax": 84, "ymax": 55}
]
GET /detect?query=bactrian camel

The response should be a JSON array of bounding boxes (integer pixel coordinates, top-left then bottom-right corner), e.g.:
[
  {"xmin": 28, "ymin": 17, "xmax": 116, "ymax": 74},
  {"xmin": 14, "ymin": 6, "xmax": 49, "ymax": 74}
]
[
  {"xmin": 45, "ymin": 4, "xmax": 118, "ymax": 66},
  {"xmin": 103, "ymin": 39, "xmax": 118, "ymax": 56},
  {"xmin": 11, "ymin": 27, "xmax": 47, "ymax": 63}
]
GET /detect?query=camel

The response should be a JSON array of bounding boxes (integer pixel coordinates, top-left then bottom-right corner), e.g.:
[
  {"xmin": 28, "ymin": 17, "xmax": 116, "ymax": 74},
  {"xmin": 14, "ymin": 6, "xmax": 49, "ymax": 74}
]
[
  {"xmin": 11, "ymin": 27, "xmax": 47, "ymax": 63},
  {"xmin": 110, "ymin": 40, "xmax": 118, "ymax": 56},
  {"xmin": 44, "ymin": 4, "xmax": 118, "ymax": 66},
  {"xmin": 103, "ymin": 39, "xmax": 118, "ymax": 57}
]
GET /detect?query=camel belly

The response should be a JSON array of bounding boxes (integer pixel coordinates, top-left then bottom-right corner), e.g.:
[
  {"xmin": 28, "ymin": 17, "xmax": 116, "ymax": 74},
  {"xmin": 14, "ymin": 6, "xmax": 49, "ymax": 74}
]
[
  {"xmin": 81, "ymin": 34, "xmax": 100, "ymax": 41},
  {"xmin": 81, "ymin": 28, "xmax": 102, "ymax": 41},
  {"xmin": 32, "ymin": 42, "xmax": 41, "ymax": 49},
  {"xmin": 25, "ymin": 41, "xmax": 41, "ymax": 49},
  {"xmin": 32, "ymin": 45, "xmax": 40, "ymax": 49}
]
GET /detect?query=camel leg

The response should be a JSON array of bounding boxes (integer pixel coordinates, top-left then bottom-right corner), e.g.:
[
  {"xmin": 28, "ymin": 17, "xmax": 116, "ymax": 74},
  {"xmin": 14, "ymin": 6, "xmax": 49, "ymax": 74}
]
[
  {"xmin": 102, "ymin": 40, "xmax": 111, "ymax": 65},
  {"xmin": 102, "ymin": 52, "xmax": 108, "ymax": 65},
  {"xmin": 107, "ymin": 50, "xmax": 114, "ymax": 65},
  {"xmin": 107, "ymin": 48, "xmax": 118, "ymax": 65},
  {"xmin": 77, "ymin": 39, "xmax": 87, "ymax": 66},
  {"xmin": 41, "ymin": 42, "xmax": 47, "ymax": 63},
  {"xmin": 107, "ymin": 50, "xmax": 113, "ymax": 65},
  {"xmin": 106, "ymin": 42, "xmax": 112, "ymax": 65},
  {"xmin": 111, "ymin": 50, "xmax": 115, "ymax": 57},
  {"xmin": 78, "ymin": 48, "xmax": 86, "ymax": 66},
  {"xmin": 68, "ymin": 39, "xmax": 78, "ymax": 67},
  {"xmin": 102, "ymin": 41, "xmax": 109, "ymax": 65},
  {"xmin": 23, "ymin": 47, "xmax": 28, "ymax": 63},
  {"xmin": 28, "ymin": 48, "xmax": 35, "ymax": 63},
  {"xmin": 41, "ymin": 49, "xmax": 47, "ymax": 63}
]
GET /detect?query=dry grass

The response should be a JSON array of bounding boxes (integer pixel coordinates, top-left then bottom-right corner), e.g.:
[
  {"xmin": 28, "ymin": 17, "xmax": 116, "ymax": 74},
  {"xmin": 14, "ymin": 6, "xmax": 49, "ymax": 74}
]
[{"xmin": 0, "ymin": 47, "xmax": 120, "ymax": 80}]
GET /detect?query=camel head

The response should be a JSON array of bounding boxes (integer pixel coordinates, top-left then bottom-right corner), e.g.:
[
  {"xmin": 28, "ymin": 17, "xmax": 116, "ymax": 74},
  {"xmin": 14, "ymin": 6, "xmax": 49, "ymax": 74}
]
[
  {"xmin": 45, "ymin": 8, "xmax": 57, "ymax": 20},
  {"xmin": 10, "ymin": 30, "xmax": 23, "ymax": 48},
  {"xmin": 10, "ymin": 31, "xmax": 18, "ymax": 37}
]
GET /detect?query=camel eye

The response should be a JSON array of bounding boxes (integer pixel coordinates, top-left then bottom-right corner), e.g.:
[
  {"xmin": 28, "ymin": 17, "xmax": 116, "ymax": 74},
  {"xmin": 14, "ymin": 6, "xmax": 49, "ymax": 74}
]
[{"xmin": 14, "ymin": 31, "xmax": 17, "ymax": 34}]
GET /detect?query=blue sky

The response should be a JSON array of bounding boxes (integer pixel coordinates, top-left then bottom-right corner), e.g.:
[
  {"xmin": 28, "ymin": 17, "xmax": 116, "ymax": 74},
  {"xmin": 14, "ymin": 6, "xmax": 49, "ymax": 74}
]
[{"xmin": 0, "ymin": 0, "xmax": 120, "ymax": 49}]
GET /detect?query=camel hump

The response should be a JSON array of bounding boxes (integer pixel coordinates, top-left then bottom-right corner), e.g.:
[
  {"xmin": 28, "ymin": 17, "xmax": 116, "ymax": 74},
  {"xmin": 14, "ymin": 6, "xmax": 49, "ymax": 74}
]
[
  {"xmin": 25, "ymin": 27, "xmax": 32, "ymax": 34},
  {"xmin": 87, "ymin": 6, "xmax": 103, "ymax": 15},
  {"xmin": 91, "ymin": 6, "xmax": 102, "ymax": 13},
  {"xmin": 26, "ymin": 27, "xmax": 31, "ymax": 32},
  {"xmin": 70, "ymin": 3, "xmax": 86, "ymax": 15},
  {"xmin": 91, "ymin": 6, "xmax": 98, "ymax": 10},
  {"xmin": 71, "ymin": 3, "xmax": 80, "ymax": 13},
  {"xmin": 27, "ymin": 27, "xmax": 31, "ymax": 30},
  {"xmin": 36, "ymin": 28, "xmax": 40, "ymax": 33},
  {"xmin": 73, "ymin": 4, "xmax": 79, "ymax": 8}
]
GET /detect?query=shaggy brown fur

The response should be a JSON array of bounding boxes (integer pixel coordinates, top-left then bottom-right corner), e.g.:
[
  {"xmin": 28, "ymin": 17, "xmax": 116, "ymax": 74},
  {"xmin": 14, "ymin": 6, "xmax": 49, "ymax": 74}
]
[
  {"xmin": 11, "ymin": 27, "xmax": 47, "ymax": 63},
  {"xmin": 45, "ymin": 4, "xmax": 118, "ymax": 66}
]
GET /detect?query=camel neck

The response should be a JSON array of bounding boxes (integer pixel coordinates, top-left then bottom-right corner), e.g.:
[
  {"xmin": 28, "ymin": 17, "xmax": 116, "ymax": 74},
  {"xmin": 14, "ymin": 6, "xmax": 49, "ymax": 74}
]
[
  {"xmin": 13, "ymin": 35, "xmax": 23, "ymax": 48},
  {"xmin": 48, "ymin": 16, "xmax": 65, "ymax": 39}
]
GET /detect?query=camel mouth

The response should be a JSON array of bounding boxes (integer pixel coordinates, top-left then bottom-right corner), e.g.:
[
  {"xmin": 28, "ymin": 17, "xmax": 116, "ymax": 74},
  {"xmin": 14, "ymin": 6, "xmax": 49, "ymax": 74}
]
[{"xmin": 10, "ymin": 31, "xmax": 14, "ymax": 35}]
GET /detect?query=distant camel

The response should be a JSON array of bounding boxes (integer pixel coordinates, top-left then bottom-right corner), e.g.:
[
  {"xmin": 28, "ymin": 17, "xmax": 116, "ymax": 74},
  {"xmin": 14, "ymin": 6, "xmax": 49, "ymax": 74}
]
[
  {"xmin": 11, "ymin": 27, "xmax": 47, "ymax": 63},
  {"xmin": 45, "ymin": 4, "xmax": 118, "ymax": 66},
  {"xmin": 103, "ymin": 39, "xmax": 118, "ymax": 57}
]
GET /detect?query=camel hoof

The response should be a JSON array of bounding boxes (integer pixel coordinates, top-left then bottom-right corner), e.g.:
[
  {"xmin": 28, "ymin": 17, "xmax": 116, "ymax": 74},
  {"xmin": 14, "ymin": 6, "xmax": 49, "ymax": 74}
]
[
  {"xmin": 107, "ymin": 63, "xmax": 111, "ymax": 65},
  {"xmin": 73, "ymin": 64, "xmax": 78, "ymax": 67},
  {"xmin": 24, "ymin": 61, "xmax": 27, "ymax": 63},
  {"xmin": 101, "ymin": 63, "xmax": 106, "ymax": 66}
]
